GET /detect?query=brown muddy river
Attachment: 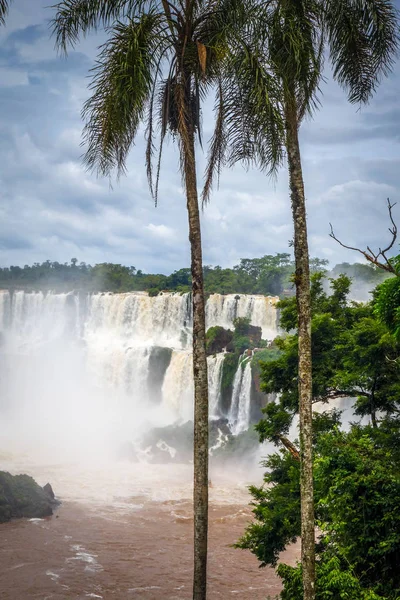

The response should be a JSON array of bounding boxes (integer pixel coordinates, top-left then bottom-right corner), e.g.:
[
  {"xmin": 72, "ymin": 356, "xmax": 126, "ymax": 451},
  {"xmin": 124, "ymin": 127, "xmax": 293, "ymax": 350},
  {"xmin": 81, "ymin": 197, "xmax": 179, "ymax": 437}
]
[{"xmin": 0, "ymin": 459, "xmax": 299, "ymax": 599}]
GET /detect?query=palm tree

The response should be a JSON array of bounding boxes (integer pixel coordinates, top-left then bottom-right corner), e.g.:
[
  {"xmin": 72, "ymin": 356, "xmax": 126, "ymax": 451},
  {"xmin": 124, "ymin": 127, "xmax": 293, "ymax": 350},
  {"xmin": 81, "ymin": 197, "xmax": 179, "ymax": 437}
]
[
  {"xmin": 0, "ymin": 1, "xmax": 11, "ymax": 25},
  {"xmin": 50, "ymin": 2, "xmax": 283, "ymax": 598},
  {"xmin": 241, "ymin": 2, "xmax": 399, "ymax": 598}
]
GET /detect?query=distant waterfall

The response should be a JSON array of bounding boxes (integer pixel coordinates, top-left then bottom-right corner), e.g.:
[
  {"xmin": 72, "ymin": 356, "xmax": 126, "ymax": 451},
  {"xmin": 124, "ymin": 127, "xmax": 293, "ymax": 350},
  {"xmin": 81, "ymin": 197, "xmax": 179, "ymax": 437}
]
[
  {"xmin": 0, "ymin": 290, "xmax": 79, "ymax": 347},
  {"xmin": 86, "ymin": 292, "xmax": 192, "ymax": 349},
  {"xmin": 206, "ymin": 294, "xmax": 279, "ymax": 339},
  {"xmin": 228, "ymin": 357, "xmax": 253, "ymax": 434},
  {"xmin": 0, "ymin": 290, "xmax": 278, "ymax": 436}
]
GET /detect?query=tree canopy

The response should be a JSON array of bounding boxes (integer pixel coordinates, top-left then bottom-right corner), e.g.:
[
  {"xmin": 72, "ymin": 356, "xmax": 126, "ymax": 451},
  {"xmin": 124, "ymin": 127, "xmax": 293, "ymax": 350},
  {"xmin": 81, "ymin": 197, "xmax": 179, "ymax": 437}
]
[
  {"xmin": 0, "ymin": 256, "xmax": 389, "ymax": 296},
  {"xmin": 237, "ymin": 269, "xmax": 400, "ymax": 599}
]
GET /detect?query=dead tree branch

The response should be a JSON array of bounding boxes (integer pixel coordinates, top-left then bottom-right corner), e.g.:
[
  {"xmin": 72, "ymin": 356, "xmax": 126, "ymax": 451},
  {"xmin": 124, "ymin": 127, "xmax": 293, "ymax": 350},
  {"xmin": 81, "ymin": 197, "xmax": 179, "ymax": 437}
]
[
  {"xmin": 329, "ymin": 198, "xmax": 398, "ymax": 274},
  {"xmin": 278, "ymin": 435, "xmax": 300, "ymax": 461}
]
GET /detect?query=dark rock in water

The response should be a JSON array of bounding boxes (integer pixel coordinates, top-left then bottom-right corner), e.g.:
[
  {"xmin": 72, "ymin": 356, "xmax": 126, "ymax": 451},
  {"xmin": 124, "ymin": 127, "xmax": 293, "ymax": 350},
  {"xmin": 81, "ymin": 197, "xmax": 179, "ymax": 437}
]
[
  {"xmin": 130, "ymin": 419, "xmax": 234, "ymax": 464},
  {"xmin": 140, "ymin": 421, "xmax": 193, "ymax": 464},
  {"xmin": 43, "ymin": 482, "xmax": 55, "ymax": 500},
  {"xmin": 0, "ymin": 471, "xmax": 60, "ymax": 524},
  {"xmin": 209, "ymin": 418, "xmax": 231, "ymax": 439}
]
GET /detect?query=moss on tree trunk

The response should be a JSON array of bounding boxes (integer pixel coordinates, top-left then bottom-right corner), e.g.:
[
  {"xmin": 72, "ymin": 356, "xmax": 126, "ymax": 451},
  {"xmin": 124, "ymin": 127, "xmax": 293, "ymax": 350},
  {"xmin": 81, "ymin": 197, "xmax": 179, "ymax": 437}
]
[
  {"xmin": 285, "ymin": 94, "xmax": 315, "ymax": 600},
  {"xmin": 179, "ymin": 105, "xmax": 209, "ymax": 599}
]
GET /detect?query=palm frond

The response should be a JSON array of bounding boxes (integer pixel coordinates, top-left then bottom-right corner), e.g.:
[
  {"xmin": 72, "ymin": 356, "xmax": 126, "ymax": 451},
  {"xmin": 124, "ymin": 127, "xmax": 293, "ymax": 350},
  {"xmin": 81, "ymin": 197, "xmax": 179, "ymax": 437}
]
[
  {"xmin": 81, "ymin": 12, "xmax": 166, "ymax": 177},
  {"xmin": 221, "ymin": 44, "xmax": 285, "ymax": 175},
  {"xmin": 51, "ymin": 0, "xmax": 156, "ymax": 53},
  {"xmin": 202, "ymin": 80, "xmax": 226, "ymax": 205},
  {"xmin": 145, "ymin": 49, "xmax": 167, "ymax": 201},
  {"xmin": 260, "ymin": 0, "xmax": 323, "ymax": 123},
  {"xmin": 324, "ymin": 0, "xmax": 399, "ymax": 104},
  {"xmin": 0, "ymin": 0, "xmax": 11, "ymax": 26}
]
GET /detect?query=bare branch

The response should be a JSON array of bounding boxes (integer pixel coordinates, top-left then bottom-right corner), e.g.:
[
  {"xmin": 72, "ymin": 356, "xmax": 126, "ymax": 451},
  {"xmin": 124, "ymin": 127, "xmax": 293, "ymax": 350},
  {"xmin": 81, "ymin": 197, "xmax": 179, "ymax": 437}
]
[
  {"xmin": 278, "ymin": 435, "xmax": 300, "ymax": 461},
  {"xmin": 329, "ymin": 198, "xmax": 398, "ymax": 274},
  {"xmin": 315, "ymin": 389, "xmax": 372, "ymax": 403}
]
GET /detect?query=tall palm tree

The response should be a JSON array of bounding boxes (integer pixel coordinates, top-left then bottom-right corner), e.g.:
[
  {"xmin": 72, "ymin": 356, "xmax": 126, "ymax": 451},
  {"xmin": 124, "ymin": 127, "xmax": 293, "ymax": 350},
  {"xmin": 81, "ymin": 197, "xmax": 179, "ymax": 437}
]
[
  {"xmin": 222, "ymin": 2, "xmax": 398, "ymax": 598},
  {"xmin": 50, "ymin": 2, "xmax": 283, "ymax": 598}
]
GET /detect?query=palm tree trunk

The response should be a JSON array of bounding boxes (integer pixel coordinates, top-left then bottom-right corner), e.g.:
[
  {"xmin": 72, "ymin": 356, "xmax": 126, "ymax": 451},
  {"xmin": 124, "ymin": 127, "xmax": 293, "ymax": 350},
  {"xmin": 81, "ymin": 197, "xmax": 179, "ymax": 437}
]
[
  {"xmin": 284, "ymin": 93, "xmax": 315, "ymax": 600},
  {"xmin": 180, "ymin": 115, "xmax": 209, "ymax": 600}
]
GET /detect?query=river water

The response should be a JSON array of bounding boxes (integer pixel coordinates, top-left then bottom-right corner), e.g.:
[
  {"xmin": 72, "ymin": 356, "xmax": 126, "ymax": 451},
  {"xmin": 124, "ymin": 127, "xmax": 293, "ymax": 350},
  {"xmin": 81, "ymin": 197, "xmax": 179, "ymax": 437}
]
[{"xmin": 0, "ymin": 457, "xmax": 299, "ymax": 599}]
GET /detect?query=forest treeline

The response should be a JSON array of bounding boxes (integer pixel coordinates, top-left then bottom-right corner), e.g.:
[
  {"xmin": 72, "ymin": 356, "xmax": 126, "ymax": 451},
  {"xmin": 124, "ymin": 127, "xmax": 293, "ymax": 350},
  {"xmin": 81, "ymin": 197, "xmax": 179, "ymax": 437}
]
[{"xmin": 0, "ymin": 254, "xmax": 389, "ymax": 296}]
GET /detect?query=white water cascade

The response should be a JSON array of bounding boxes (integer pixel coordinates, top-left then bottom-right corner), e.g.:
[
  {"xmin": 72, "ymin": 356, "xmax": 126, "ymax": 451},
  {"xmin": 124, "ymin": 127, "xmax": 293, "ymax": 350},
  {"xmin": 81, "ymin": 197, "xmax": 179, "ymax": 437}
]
[
  {"xmin": 207, "ymin": 353, "xmax": 225, "ymax": 418},
  {"xmin": 0, "ymin": 290, "xmax": 278, "ymax": 452},
  {"xmin": 206, "ymin": 294, "xmax": 279, "ymax": 340},
  {"xmin": 228, "ymin": 356, "xmax": 253, "ymax": 434}
]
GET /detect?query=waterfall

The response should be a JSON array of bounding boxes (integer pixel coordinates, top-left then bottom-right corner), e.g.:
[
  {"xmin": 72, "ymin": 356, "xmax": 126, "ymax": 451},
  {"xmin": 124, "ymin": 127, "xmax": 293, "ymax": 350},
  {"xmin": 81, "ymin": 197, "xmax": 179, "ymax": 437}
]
[
  {"xmin": 86, "ymin": 292, "xmax": 192, "ymax": 350},
  {"xmin": 234, "ymin": 361, "xmax": 253, "ymax": 433},
  {"xmin": 160, "ymin": 352, "xmax": 225, "ymax": 420},
  {"xmin": 7, "ymin": 290, "xmax": 79, "ymax": 343},
  {"xmin": 228, "ymin": 356, "xmax": 253, "ymax": 435},
  {"xmin": 0, "ymin": 290, "xmax": 278, "ymax": 446},
  {"xmin": 161, "ymin": 350, "xmax": 193, "ymax": 420},
  {"xmin": 0, "ymin": 290, "xmax": 10, "ymax": 330},
  {"xmin": 207, "ymin": 353, "xmax": 225, "ymax": 417},
  {"xmin": 206, "ymin": 294, "xmax": 279, "ymax": 339}
]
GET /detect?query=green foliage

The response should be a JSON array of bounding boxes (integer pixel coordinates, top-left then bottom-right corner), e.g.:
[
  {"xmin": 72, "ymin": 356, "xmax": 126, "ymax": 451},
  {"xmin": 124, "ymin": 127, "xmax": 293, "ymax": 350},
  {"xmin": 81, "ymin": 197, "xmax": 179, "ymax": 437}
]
[
  {"xmin": 239, "ymin": 270, "xmax": 400, "ymax": 599},
  {"xmin": 147, "ymin": 287, "xmax": 160, "ymax": 297},
  {"xmin": 314, "ymin": 426, "xmax": 400, "ymax": 598},
  {"xmin": 278, "ymin": 557, "xmax": 385, "ymax": 600},
  {"xmin": 206, "ymin": 326, "xmax": 233, "ymax": 355},
  {"xmin": 206, "ymin": 326, "xmax": 222, "ymax": 347},
  {"xmin": 236, "ymin": 451, "xmax": 301, "ymax": 566},
  {"xmin": 374, "ymin": 276, "xmax": 400, "ymax": 339},
  {"xmin": 250, "ymin": 347, "xmax": 282, "ymax": 381},
  {"xmin": 0, "ymin": 258, "xmax": 388, "ymax": 297},
  {"xmin": 258, "ymin": 273, "xmax": 400, "ymax": 437},
  {"xmin": 232, "ymin": 316, "xmax": 251, "ymax": 335},
  {"xmin": 240, "ymin": 421, "xmax": 400, "ymax": 598},
  {"xmin": 221, "ymin": 352, "xmax": 239, "ymax": 392}
]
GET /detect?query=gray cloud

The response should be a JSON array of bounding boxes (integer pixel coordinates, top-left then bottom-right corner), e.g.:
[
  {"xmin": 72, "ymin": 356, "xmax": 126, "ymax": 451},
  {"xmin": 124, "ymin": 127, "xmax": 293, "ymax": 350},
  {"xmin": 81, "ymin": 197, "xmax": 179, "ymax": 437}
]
[{"xmin": 0, "ymin": 1, "xmax": 399, "ymax": 273}]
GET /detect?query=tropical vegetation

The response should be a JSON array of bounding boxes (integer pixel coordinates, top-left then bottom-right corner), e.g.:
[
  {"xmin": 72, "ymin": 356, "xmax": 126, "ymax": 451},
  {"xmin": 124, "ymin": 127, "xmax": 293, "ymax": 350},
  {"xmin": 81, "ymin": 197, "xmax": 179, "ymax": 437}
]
[{"xmin": 237, "ymin": 268, "xmax": 400, "ymax": 599}]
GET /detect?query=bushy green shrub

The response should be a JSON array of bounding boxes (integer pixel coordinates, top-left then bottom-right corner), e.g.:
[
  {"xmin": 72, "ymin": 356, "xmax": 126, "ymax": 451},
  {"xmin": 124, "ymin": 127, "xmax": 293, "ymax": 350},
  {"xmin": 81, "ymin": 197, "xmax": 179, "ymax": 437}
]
[{"xmin": 148, "ymin": 287, "xmax": 160, "ymax": 297}]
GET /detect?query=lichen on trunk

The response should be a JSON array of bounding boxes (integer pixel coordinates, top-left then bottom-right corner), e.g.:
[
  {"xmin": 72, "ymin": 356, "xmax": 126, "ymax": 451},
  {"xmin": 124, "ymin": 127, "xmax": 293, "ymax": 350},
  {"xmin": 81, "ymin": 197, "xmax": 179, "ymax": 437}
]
[{"xmin": 284, "ymin": 93, "xmax": 315, "ymax": 600}]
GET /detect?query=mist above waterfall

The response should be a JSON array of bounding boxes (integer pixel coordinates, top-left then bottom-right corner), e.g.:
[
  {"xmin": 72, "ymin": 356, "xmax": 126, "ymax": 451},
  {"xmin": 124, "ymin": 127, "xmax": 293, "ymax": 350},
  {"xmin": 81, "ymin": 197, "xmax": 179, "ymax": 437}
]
[{"xmin": 0, "ymin": 289, "xmax": 279, "ymax": 463}]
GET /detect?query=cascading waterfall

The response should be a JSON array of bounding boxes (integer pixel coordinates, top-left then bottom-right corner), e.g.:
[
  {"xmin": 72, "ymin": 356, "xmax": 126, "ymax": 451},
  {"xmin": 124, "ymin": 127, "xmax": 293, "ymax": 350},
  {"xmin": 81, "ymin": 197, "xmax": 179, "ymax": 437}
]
[
  {"xmin": 0, "ymin": 290, "xmax": 278, "ymax": 446},
  {"xmin": 228, "ymin": 355, "xmax": 253, "ymax": 434},
  {"xmin": 161, "ymin": 350, "xmax": 193, "ymax": 419},
  {"xmin": 85, "ymin": 291, "xmax": 192, "ymax": 350},
  {"xmin": 207, "ymin": 353, "xmax": 225, "ymax": 417},
  {"xmin": 206, "ymin": 294, "xmax": 279, "ymax": 340},
  {"xmin": 234, "ymin": 360, "xmax": 253, "ymax": 434}
]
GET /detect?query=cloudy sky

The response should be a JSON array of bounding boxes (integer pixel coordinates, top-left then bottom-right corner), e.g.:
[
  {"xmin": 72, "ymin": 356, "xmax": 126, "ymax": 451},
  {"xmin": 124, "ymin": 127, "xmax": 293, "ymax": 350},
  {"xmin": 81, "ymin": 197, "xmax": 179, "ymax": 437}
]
[{"xmin": 0, "ymin": 0, "xmax": 399, "ymax": 274}]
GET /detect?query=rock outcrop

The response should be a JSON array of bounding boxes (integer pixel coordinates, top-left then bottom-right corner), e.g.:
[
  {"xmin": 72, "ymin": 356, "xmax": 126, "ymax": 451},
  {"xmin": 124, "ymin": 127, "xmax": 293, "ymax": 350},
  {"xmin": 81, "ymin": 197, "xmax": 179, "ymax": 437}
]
[
  {"xmin": 206, "ymin": 326, "xmax": 233, "ymax": 356},
  {"xmin": 0, "ymin": 472, "xmax": 60, "ymax": 523},
  {"xmin": 122, "ymin": 419, "xmax": 234, "ymax": 464},
  {"xmin": 247, "ymin": 324, "xmax": 262, "ymax": 347}
]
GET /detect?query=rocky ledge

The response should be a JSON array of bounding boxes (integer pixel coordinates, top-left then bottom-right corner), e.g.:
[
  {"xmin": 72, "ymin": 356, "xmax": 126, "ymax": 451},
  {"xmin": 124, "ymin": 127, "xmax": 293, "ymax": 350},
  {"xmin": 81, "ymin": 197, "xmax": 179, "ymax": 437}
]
[{"xmin": 0, "ymin": 471, "xmax": 60, "ymax": 523}]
